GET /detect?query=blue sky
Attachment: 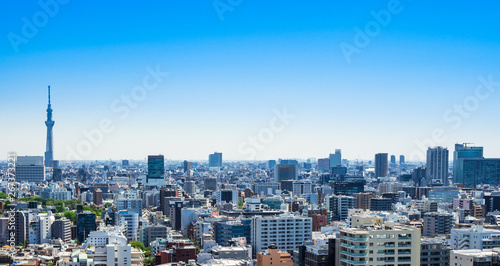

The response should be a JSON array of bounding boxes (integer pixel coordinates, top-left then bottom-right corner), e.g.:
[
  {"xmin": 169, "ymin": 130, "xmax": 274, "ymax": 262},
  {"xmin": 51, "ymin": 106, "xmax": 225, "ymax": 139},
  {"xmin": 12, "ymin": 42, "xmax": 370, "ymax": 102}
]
[{"xmin": 1, "ymin": 0, "xmax": 500, "ymax": 161}]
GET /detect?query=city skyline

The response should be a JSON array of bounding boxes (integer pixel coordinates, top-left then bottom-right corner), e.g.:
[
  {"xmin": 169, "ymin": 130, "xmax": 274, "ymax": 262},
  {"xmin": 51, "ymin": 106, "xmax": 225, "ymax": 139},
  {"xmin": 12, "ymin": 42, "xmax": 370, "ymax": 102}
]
[{"xmin": 2, "ymin": 1, "xmax": 500, "ymax": 161}]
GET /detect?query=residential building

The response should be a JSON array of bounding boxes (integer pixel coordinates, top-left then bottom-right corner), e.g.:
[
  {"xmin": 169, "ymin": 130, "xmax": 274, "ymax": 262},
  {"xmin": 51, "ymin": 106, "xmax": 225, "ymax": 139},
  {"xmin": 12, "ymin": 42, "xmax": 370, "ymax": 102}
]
[
  {"xmin": 423, "ymin": 212, "xmax": 454, "ymax": 237},
  {"xmin": 52, "ymin": 218, "xmax": 72, "ymax": 243},
  {"xmin": 353, "ymin": 193, "xmax": 376, "ymax": 210},
  {"xmin": 420, "ymin": 237, "xmax": 450, "ymax": 266},
  {"xmin": 426, "ymin": 147, "xmax": 449, "ymax": 185},
  {"xmin": 339, "ymin": 221, "xmax": 421, "ymax": 266},
  {"xmin": 251, "ymin": 214, "xmax": 312, "ymax": 256},
  {"xmin": 257, "ymin": 245, "xmax": 293, "ymax": 266},
  {"xmin": 326, "ymin": 195, "xmax": 354, "ymax": 221}
]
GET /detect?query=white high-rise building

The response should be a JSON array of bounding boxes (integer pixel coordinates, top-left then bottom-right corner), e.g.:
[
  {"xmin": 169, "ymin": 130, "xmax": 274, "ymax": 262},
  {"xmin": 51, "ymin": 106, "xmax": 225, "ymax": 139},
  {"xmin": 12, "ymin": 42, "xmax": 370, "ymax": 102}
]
[
  {"xmin": 39, "ymin": 212, "xmax": 55, "ymax": 244},
  {"xmin": 251, "ymin": 213, "xmax": 312, "ymax": 256},
  {"xmin": 119, "ymin": 210, "xmax": 139, "ymax": 241}
]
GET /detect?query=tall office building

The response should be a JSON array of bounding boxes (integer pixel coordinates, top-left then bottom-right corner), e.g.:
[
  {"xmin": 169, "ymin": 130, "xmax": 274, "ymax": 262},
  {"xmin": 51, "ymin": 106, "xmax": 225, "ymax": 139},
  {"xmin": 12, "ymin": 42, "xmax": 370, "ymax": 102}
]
[
  {"xmin": 209, "ymin": 152, "xmax": 223, "ymax": 168},
  {"xmin": 77, "ymin": 211, "xmax": 97, "ymax": 243},
  {"xmin": 329, "ymin": 149, "xmax": 342, "ymax": 168},
  {"xmin": 453, "ymin": 144, "xmax": 500, "ymax": 187},
  {"xmin": 15, "ymin": 156, "xmax": 45, "ymax": 183},
  {"xmin": 274, "ymin": 164, "xmax": 298, "ymax": 182},
  {"xmin": 426, "ymin": 147, "xmax": 449, "ymax": 185},
  {"xmin": 146, "ymin": 155, "xmax": 164, "ymax": 184},
  {"xmin": 400, "ymin": 155, "xmax": 405, "ymax": 164},
  {"xmin": 453, "ymin": 143, "xmax": 483, "ymax": 181},
  {"xmin": 45, "ymin": 86, "xmax": 55, "ymax": 168},
  {"xmin": 390, "ymin": 155, "xmax": 396, "ymax": 164},
  {"xmin": 374, "ymin": 153, "xmax": 388, "ymax": 178}
]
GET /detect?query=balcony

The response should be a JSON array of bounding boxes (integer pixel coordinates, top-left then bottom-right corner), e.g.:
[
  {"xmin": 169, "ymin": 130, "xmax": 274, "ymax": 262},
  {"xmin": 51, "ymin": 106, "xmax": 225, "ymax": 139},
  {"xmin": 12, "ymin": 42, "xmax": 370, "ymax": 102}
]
[
  {"xmin": 340, "ymin": 243, "xmax": 368, "ymax": 249},
  {"xmin": 340, "ymin": 258, "xmax": 368, "ymax": 265}
]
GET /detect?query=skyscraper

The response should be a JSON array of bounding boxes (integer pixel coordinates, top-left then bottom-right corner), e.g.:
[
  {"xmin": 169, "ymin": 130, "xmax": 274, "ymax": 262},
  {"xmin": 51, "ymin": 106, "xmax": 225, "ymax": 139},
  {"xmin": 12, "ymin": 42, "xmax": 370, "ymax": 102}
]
[
  {"xmin": 400, "ymin": 155, "xmax": 405, "ymax": 164},
  {"xmin": 329, "ymin": 149, "xmax": 342, "ymax": 168},
  {"xmin": 209, "ymin": 152, "xmax": 223, "ymax": 168},
  {"xmin": 45, "ymin": 86, "xmax": 55, "ymax": 168},
  {"xmin": 426, "ymin": 147, "xmax": 449, "ymax": 185},
  {"xmin": 375, "ymin": 153, "xmax": 388, "ymax": 178},
  {"xmin": 147, "ymin": 155, "xmax": 164, "ymax": 184},
  {"xmin": 390, "ymin": 155, "xmax": 396, "ymax": 164},
  {"xmin": 453, "ymin": 143, "xmax": 484, "ymax": 184}
]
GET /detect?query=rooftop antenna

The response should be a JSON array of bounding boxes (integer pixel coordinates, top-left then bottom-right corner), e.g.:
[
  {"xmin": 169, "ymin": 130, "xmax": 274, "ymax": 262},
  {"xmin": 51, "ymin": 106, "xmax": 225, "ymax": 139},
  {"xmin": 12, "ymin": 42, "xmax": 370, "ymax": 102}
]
[{"xmin": 48, "ymin": 85, "xmax": 51, "ymax": 105}]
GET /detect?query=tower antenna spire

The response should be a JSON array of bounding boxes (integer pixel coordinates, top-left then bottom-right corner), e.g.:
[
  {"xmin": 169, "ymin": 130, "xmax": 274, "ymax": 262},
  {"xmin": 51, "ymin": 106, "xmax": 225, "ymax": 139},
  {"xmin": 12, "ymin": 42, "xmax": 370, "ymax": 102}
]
[{"xmin": 48, "ymin": 85, "xmax": 51, "ymax": 105}]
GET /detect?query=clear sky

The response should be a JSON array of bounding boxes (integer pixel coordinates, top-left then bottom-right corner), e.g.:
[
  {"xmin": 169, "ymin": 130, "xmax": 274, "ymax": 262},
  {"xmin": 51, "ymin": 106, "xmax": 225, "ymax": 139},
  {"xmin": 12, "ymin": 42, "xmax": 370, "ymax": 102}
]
[{"xmin": 1, "ymin": 0, "xmax": 500, "ymax": 162}]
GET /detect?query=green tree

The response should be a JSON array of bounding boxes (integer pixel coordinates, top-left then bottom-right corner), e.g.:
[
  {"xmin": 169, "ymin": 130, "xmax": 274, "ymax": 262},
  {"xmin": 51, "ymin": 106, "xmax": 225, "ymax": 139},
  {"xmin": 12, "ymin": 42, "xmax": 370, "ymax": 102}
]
[
  {"xmin": 56, "ymin": 205, "xmax": 65, "ymax": 213},
  {"xmin": 130, "ymin": 241, "xmax": 146, "ymax": 251},
  {"xmin": 144, "ymin": 257, "xmax": 154, "ymax": 264},
  {"xmin": 0, "ymin": 192, "xmax": 8, "ymax": 199},
  {"xmin": 63, "ymin": 211, "xmax": 76, "ymax": 223}
]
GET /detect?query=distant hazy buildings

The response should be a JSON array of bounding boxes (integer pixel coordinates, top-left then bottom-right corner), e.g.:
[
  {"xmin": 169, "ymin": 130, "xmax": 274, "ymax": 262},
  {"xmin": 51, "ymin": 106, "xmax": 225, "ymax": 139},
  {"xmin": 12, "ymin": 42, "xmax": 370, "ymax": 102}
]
[
  {"xmin": 15, "ymin": 156, "xmax": 45, "ymax": 183},
  {"xmin": 329, "ymin": 149, "xmax": 342, "ymax": 168},
  {"xmin": 183, "ymin": 160, "xmax": 192, "ymax": 173},
  {"xmin": 375, "ymin": 153, "xmax": 388, "ymax": 178},
  {"xmin": 426, "ymin": 147, "xmax": 449, "ymax": 185},
  {"xmin": 317, "ymin": 158, "xmax": 330, "ymax": 172},
  {"xmin": 209, "ymin": 152, "xmax": 223, "ymax": 168}
]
